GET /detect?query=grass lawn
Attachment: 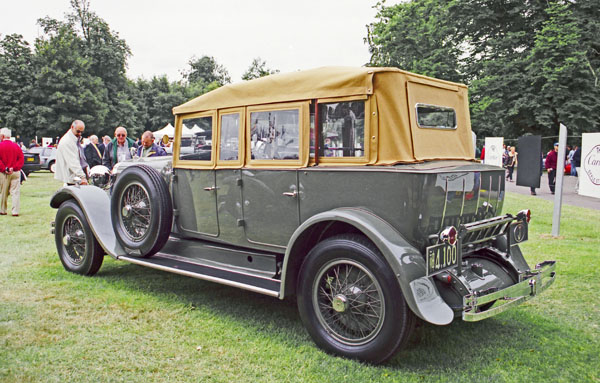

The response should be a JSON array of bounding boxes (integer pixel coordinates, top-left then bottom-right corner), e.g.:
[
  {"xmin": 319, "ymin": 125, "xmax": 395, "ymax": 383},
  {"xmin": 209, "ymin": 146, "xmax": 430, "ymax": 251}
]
[{"xmin": 0, "ymin": 172, "xmax": 598, "ymax": 382}]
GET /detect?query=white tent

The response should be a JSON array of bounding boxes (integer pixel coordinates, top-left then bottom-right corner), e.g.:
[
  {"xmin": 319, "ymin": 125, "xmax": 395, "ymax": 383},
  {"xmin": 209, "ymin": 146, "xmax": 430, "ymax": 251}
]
[
  {"xmin": 181, "ymin": 124, "xmax": 194, "ymax": 137},
  {"xmin": 153, "ymin": 123, "xmax": 175, "ymax": 140},
  {"xmin": 190, "ymin": 124, "xmax": 205, "ymax": 134}
]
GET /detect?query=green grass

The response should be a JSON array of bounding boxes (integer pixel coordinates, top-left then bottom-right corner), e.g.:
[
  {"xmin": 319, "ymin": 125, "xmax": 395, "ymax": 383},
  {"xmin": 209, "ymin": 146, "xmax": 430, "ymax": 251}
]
[{"xmin": 1, "ymin": 172, "xmax": 598, "ymax": 382}]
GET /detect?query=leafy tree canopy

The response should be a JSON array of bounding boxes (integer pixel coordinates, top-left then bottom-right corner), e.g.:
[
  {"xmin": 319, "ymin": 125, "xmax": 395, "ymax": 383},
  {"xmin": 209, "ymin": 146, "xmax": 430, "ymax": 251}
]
[{"xmin": 242, "ymin": 57, "xmax": 280, "ymax": 81}]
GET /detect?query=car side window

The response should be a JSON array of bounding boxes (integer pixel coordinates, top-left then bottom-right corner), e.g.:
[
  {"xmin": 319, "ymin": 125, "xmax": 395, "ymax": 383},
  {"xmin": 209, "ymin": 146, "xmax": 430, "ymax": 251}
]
[
  {"xmin": 179, "ymin": 116, "xmax": 213, "ymax": 161},
  {"xmin": 219, "ymin": 113, "xmax": 240, "ymax": 161},
  {"xmin": 250, "ymin": 109, "xmax": 299, "ymax": 160},
  {"xmin": 318, "ymin": 100, "xmax": 365, "ymax": 158}
]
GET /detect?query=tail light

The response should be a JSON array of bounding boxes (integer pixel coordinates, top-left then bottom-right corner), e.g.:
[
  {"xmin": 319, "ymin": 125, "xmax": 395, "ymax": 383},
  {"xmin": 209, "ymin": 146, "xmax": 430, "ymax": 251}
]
[
  {"xmin": 440, "ymin": 226, "xmax": 457, "ymax": 246},
  {"xmin": 517, "ymin": 209, "xmax": 531, "ymax": 223}
]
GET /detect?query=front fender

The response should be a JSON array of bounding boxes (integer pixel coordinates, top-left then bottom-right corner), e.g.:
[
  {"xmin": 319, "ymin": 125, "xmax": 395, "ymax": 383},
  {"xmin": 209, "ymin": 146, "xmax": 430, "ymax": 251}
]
[
  {"xmin": 50, "ymin": 185, "xmax": 126, "ymax": 258},
  {"xmin": 281, "ymin": 207, "xmax": 454, "ymax": 325}
]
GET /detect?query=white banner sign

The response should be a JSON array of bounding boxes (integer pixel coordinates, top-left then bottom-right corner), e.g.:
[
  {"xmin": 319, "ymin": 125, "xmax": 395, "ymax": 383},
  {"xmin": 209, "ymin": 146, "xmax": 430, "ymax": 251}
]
[
  {"xmin": 579, "ymin": 132, "xmax": 600, "ymax": 199},
  {"xmin": 484, "ymin": 137, "xmax": 504, "ymax": 167},
  {"xmin": 42, "ymin": 137, "xmax": 53, "ymax": 147}
]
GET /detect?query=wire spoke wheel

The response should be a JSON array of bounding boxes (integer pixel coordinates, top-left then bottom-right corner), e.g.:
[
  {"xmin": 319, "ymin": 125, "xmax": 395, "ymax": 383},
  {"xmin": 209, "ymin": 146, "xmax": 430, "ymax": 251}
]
[
  {"xmin": 119, "ymin": 182, "xmax": 151, "ymax": 241},
  {"xmin": 62, "ymin": 216, "xmax": 86, "ymax": 266},
  {"xmin": 55, "ymin": 200, "xmax": 104, "ymax": 276},
  {"xmin": 313, "ymin": 259, "xmax": 385, "ymax": 346}
]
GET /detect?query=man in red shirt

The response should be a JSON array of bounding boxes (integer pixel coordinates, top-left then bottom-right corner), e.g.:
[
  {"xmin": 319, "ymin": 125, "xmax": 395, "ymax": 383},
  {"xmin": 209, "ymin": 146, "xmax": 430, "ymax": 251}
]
[
  {"xmin": 0, "ymin": 128, "xmax": 25, "ymax": 216},
  {"xmin": 545, "ymin": 142, "xmax": 559, "ymax": 194}
]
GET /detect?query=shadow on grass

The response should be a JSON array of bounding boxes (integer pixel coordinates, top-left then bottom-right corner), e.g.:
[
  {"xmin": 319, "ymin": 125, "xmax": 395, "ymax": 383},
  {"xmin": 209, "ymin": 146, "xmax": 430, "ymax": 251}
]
[{"xmin": 89, "ymin": 259, "xmax": 594, "ymax": 372}]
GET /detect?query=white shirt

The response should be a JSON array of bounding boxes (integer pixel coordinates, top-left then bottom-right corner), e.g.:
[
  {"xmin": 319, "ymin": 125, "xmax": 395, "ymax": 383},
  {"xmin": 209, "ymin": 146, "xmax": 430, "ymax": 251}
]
[{"xmin": 55, "ymin": 130, "xmax": 86, "ymax": 183}]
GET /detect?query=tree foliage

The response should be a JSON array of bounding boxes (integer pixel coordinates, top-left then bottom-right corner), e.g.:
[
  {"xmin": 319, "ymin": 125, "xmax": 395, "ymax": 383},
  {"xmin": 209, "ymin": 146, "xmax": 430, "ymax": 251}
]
[
  {"xmin": 367, "ymin": 0, "xmax": 600, "ymax": 138},
  {"xmin": 242, "ymin": 57, "xmax": 279, "ymax": 81}
]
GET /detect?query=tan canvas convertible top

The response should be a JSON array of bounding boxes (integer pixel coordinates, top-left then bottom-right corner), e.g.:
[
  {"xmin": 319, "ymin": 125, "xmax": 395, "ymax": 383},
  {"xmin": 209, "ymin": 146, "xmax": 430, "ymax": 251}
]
[{"xmin": 173, "ymin": 66, "xmax": 475, "ymax": 164}]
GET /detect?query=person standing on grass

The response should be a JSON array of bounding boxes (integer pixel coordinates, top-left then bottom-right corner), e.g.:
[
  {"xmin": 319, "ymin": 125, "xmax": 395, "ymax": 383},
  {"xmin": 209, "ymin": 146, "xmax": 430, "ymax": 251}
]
[
  {"xmin": 0, "ymin": 128, "xmax": 25, "ymax": 216},
  {"xmin": 55, "ymin": 120, "xmax": 88, "ymax": 185},
  {"xmin": 545, "ymin": 143, "xmax": 559, "ymax": 194},
  {"xmin": 103, "ymin": 126, "xmax": 137, "ymax": 170}
]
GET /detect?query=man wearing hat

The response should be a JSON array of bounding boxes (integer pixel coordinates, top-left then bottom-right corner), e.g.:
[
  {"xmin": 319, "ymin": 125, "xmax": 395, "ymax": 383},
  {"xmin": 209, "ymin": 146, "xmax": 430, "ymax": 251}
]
[{"xmin": 545, "ymin": 143, "xmax": 559, "ymax": 194}]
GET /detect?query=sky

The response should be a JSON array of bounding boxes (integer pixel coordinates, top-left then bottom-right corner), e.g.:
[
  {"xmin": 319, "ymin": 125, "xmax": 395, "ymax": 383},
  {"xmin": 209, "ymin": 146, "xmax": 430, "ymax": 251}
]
[{"xmin": 0, "ymin": 0, "xmax": 402, "ymax": 83}]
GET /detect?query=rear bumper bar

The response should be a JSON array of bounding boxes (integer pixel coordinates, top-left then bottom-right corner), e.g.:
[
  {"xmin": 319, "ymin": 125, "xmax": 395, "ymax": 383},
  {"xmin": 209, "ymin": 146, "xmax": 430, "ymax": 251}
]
[{"xmin": 462, "ymin": 261, "xmax": 556, "ymax": 321}]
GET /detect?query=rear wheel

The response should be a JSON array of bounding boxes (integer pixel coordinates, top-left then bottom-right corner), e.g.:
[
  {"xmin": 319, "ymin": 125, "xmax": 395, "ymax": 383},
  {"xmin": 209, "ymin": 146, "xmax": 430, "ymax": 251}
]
[
  {"xmin": 55, "ymin": 200, "xmax": 104, "ymax": 276},
  {"xmin": 111, "ymin": 165, "xmax": 172, "ymax": 257},
  {"xmin": 297, "ymin": 234, "xmax": 415, "ymax": 364}
]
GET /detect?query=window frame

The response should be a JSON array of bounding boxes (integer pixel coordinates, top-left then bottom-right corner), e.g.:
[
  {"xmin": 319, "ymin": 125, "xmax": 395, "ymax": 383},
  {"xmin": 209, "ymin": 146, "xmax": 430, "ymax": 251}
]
[
  {"xmin": 245, "ymin": 101, "xmax": 309, "ymax": 168},
  {"xmin": 172, "ymin": 110, "xmax": 217, "ymax": 169},
  {"xmin": 313, "ymin": 95, "xmax": 370, "ymax": 165},
  {"xmin": 414, "ymin": 103, "xmax": 457, "ymax": 130},
  {"xmin": 216, "ymin": 107, "xmax": 245, "ymax": 168}
]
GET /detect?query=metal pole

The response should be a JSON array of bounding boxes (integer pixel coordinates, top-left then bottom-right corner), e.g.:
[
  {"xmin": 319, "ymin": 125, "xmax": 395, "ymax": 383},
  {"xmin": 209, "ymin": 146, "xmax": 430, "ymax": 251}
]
[{"xmin": 551, "ymin": 124, "xmax": 567, "ymax": 237}]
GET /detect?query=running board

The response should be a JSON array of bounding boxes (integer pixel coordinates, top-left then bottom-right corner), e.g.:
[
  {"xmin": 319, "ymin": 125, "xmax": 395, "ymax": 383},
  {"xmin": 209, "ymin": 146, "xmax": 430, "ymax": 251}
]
[{"xmin": 118, "ymin": 254, "xmax": 281, "ymax": 298}]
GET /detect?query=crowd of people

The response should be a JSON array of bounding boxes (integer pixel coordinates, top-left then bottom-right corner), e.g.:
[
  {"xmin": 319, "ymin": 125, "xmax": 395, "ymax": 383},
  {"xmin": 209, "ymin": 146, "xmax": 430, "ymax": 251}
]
[
  {"xmin": 0, "ymin": 120, "xmax": 168, "ymax": 217},
  {"xmin": 54, "ymin": 120, "xmax": 167, "ymax": 185}
]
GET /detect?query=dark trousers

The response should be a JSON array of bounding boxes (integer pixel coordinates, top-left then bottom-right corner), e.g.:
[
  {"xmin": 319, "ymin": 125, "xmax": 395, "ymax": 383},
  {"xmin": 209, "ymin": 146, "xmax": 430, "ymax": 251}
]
[
  {"xmin": 507, "ymin": 166, "xmax": 515, "ymax": 181},
  {"xmin": 548, "ymin": 169, "xmax": 556, "ymax": 193}
]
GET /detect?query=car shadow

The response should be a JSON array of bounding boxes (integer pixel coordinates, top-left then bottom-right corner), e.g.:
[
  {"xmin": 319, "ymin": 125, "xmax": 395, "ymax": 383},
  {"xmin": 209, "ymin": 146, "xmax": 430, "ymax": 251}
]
[{"xmin": 96, "ymin": 260, "xmax": 576, "ymax": 370}]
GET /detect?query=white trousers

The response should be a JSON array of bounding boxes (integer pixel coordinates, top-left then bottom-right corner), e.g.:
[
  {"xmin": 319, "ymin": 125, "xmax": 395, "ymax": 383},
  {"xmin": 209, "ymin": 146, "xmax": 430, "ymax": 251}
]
[{"xmin": 0, "ymin": 172, "xmax": 20, "ymax": 215}]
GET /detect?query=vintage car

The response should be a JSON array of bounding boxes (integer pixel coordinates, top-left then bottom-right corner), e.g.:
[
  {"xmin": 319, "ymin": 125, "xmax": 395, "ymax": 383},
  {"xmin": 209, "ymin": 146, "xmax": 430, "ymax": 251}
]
[{"xmin": 50, "ymin": 67, "xmax": 556, "ymax": 364}]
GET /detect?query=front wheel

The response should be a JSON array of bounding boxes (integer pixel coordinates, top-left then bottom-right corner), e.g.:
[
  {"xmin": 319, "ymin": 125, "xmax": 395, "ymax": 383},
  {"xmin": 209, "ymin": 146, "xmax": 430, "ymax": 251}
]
[
  {"xmin": 55, "ymin": 200, "xmax": 104, "ymax": 276},
  {"xmin": 49, "ymin": 161, "xmax": 56, "ymax": 173},
  {"xmin": 297, "ymin": 234, "xmax": 415, "ymax": 364}
]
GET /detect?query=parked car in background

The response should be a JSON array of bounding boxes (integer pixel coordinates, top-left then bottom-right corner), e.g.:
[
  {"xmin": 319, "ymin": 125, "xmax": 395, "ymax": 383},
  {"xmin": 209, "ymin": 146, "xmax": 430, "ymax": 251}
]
[
  {"xmin": 22, "ymin": 152, "xmax": 42, "ymax": 175},
  {"xmin": 51, "ymin": 67, "xmax": 556, "ymax": 364},
  {"xmin": 28, "ymin": 146, "xmax": 57, "ymax": 172}
]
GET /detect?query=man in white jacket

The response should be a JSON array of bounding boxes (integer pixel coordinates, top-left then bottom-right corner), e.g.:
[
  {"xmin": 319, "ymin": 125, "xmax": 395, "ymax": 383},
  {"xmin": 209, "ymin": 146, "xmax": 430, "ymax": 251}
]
[{"xmin": 55, "ymin": 120, "xmax": 88, "ymax": 185}]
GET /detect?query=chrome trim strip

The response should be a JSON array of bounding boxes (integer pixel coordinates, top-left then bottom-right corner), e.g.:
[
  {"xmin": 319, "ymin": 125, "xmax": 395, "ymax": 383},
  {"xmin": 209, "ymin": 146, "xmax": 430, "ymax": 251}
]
[
  {"xmin": 496, "ymin": 175, "xmax": 501, "ymax": 213},
  {"xmin": 458, "ymin": 178, "xmax": 466, "ymax": 226},
  {"xmin": 118, "ymin": 255, "xmax": 280, "ymax": 297},
  {"xmin": 440, "ymin": 177, "xmax": 449, "ymax": 232}
]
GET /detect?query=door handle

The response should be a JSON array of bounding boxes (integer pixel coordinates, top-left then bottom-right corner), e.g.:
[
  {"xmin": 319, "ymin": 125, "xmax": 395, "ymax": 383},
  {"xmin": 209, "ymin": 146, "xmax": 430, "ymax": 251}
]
[
  {"xmin": 203, "ymin": 186, "xmax": 218, "ymax": 192},
  {"xmin": 282, "ymin": 191, "xmax": 297, "ymax": 197}
]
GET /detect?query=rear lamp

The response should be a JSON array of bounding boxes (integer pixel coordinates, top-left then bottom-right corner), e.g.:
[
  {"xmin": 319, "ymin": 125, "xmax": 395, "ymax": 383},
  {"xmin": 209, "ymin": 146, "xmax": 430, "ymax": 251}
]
[
  {"xmin": 440, "ymin": 226, "xmax": 458, "ymax": 246},
  {"xmin": 517, "ymin": 209, "xmax": 531, "ymax": 223}
]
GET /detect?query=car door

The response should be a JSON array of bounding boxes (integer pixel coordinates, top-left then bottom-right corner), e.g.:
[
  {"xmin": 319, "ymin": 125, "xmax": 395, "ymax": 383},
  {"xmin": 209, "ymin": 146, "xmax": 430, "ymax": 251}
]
[
  {"xmin": 172, "ymin": 113, "xmax": 219, "ymax": 237},
  {"xmin": 241, "ymin": 169, "xmax": 299, "ymax": 247},
  {"xmin": 241, "ymin": 103, "xmax": 306, "ymax": 248}
]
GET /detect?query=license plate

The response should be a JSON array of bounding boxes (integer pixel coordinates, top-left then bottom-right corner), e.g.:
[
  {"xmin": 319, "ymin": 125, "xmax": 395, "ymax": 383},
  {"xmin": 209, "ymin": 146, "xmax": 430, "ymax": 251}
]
[
  {"xmin": 26, "ymin": 157, "xmax": 34, "ymax": 162},
  {"xmin": 426, "ymin": 242, "xmax": 459, "ymax": 276}
]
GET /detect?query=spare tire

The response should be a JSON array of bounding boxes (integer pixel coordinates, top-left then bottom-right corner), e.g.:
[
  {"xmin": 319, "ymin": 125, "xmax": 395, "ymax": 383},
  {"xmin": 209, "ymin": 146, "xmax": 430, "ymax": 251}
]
[{"xmin": 111, "ymin": 165, "xmax": 172, "ymax": 257}]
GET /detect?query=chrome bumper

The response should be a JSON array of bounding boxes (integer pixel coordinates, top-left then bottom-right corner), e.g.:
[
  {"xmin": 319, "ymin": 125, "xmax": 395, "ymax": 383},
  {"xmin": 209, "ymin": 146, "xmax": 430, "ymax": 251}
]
[{"xmin": 462, "ymin": 261, "xmax": 557, "ymax": 321}]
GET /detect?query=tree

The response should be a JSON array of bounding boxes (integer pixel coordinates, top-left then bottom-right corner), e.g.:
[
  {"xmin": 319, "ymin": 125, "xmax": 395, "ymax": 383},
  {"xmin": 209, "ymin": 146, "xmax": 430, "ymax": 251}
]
[
  {"xmin": 183, "ymin": 55, "xmax": 231, "ymax": 87},
  {"xmin": 0, "ymin": 34, "xmax": 36, "ymax": 139},
  {"xmin": 67, "ymin": 0, "xmax": 134, "ymax": 133},
  {"xmin": 367, "ymin": 0, "xmax": 462, "ymax": 83},
  {"xmin": 133, "ymin": 76, "xmax": 186, "ymax": 133},
  {"xmin": 242, "ymin": 58, "xmax": 279, "ymax": 80},
  {"xmin": 31, "ymin": 18, "xmax": 109, "ymax": 138}
]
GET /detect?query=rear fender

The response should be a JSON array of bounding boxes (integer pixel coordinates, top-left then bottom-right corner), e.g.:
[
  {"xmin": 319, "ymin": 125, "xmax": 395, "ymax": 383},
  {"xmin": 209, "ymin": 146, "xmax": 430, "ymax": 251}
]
[
  {"xmin": 50, "ymin": 186, "xmax": 126, "ymax": 258},
  {"xmin": 281, "ymin": 207, "xmax": 454, "ymax": 325}
]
